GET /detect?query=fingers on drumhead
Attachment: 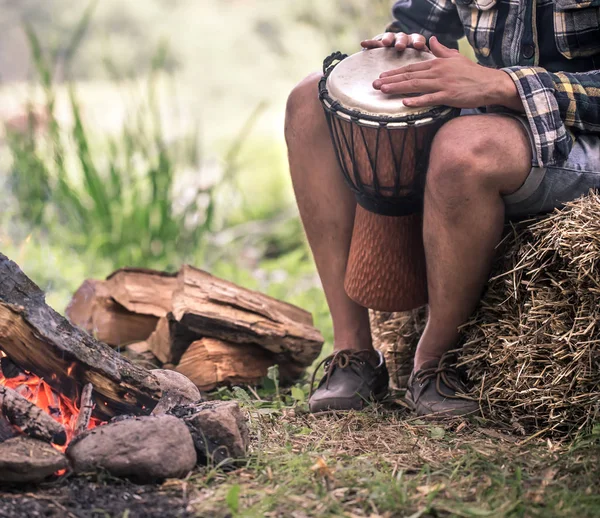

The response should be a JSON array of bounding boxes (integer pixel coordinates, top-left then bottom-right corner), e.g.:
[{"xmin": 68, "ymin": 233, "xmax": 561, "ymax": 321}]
[
  {"xmin": 363, "ymin": 32, "xmax": 431, "ymax": 52},
  {"xmin": 394, "ymin": 32, "xmax": 408, "ymax": 50},
  {"xmin": 410, "ymin": 34, "xmax": 427, "ymax": 49},
  {"xmin": 381, "ymin": 32, "xmax": 397, "ymax": 46},
  {"xmin": 393, "ymin": 33, "xmax": 428, "ymax": 51}
]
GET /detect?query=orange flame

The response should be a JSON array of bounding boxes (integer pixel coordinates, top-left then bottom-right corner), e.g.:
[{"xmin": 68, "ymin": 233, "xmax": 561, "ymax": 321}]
[{"xmin": 0, "ymin": 351, "xmax": 103, "ymax": 453}]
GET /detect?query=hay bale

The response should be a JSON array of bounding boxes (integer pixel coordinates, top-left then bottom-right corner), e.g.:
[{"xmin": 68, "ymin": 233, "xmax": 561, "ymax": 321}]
[
  {"xmin": 370, "ymin": 307, "xmax": 425, "ymax": 389},
  {"xmin": 372, "ymin": 193, "xmax": 600, "ymax": 436},
  {"xmin": 460, "ymin": 193, "xmax": 600, "ymax": 436}
]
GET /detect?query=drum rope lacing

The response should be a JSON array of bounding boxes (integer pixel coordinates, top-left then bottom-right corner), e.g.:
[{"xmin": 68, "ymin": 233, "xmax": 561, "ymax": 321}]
[{"xmin": 318, "ymin": 51, "xmax": 459, "ymax": 217}]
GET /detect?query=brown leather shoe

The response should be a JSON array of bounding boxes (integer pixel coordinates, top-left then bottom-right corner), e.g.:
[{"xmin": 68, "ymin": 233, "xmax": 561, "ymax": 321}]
[
  {"xmin": 309, "ymin": 349, "xmax": 389, "ymax": 412},
  {"xmin": 406, "ymin": 353, "xmax": 480, "ymax": 417}
]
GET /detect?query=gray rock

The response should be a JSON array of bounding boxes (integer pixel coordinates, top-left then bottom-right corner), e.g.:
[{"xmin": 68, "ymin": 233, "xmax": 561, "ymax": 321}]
[
  {"xmin": 0, "ymin": 436, "xmax": 68, "ymax": 483},
  {"xmin": 151, "ymin": 369, "xmax": 202, "ymax": 414},
  {"xmin": 172, "ymin": 401, "xmax": 249, "ymax": 464},
  {"xmin": 67, "ymin": 415, "xmax": 196, "ymax": 481}
]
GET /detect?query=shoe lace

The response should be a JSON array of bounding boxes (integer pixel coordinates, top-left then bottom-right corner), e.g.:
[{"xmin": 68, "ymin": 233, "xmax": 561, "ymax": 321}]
[
  {"xmin": 413, "ymin": 352, "xmax": 475, "ymax": 400},
  {"xmin": 309, "ymin": 349, "xmax": 379, "ymax": 400}
]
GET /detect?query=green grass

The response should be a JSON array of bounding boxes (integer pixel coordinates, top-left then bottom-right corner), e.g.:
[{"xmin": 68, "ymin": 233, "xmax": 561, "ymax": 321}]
[{"xmin": 181, "ymin": 400, "xmax": 600, "ymax": 518}]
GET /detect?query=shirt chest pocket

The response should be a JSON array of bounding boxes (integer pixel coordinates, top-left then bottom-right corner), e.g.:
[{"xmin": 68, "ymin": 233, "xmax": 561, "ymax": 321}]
[
  {"xmin": 452, "ymin": 0, "xmax": 499, "ymax": 59},
  {"xmin": 554, "ymin": 0, "xmax": 600, "ymax": 58}
]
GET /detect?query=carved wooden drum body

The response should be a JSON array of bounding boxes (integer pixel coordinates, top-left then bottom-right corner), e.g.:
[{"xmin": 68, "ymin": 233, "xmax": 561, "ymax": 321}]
[{"xmin": 319, "ymin": 48, "xmax": 458, "ymax": 311}]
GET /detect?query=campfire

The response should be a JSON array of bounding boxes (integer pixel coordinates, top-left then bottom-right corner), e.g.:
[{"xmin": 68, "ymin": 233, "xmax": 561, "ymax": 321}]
[
  {"xmin": 0, "ymin": 352, "xmax": 102, "ymax": 451},
  {"xmin": 0, "ymin": 253, "xmax": 323, "ymax": 484}
]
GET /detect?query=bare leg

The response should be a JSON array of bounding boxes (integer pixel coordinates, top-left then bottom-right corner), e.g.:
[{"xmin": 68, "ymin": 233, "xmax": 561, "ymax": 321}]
[
  {"xmin": 414, "ymin": 115, "xmax": 533, "ymax": 369},
  {"xmin": 285, "ymin": 73, "xmax": 372, "ymax": 351}
]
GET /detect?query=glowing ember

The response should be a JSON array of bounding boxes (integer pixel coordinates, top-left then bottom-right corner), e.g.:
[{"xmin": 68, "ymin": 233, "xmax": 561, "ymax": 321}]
[{"xmin": 0, "ymin": 351, "xmax": 102, "ymax": 452}]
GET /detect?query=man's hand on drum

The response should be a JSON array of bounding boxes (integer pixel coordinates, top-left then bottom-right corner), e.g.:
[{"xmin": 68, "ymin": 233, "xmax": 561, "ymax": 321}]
[
  {"xmin": 371, "ymin": 36, "xmax": 524, "ymax": 112},
  {"xmin": 361, "ymin": 32, "xmax": 428, "ymax": 52}
]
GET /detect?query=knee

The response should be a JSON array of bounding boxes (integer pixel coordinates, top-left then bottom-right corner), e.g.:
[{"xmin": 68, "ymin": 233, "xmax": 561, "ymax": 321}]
[
  {"xmin": 285, "ymin": 72, "xmax": 322, "ymax": 141},
  {"xmin": 425, "ymin": 116, "xmax": 499, "ymax": 203}
]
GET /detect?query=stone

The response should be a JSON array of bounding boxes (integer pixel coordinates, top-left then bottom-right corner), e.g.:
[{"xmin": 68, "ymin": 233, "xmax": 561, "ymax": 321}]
[
  {"xmin": 151, "ymin": 369, "xmax": 202, "ymax": 415},
  {"xmin": 171, "ymin": 401, "xmax": 249, "ymax": 465},
  {"xmin": 67, "ymin": 415, "xmax": 197, "ymax": 481},
  {"xmin": 0, "ymin": 436, "xmax": 68, "ymax": 483}
]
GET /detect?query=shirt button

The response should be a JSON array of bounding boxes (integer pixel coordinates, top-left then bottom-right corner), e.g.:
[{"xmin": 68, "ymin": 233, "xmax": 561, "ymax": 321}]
[{"xmin": 522, "ymin": 44, "xmax": 535, "ymax": 59}]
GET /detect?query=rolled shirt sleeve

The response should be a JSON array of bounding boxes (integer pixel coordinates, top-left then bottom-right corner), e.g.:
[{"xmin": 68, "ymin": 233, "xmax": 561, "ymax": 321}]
[
  {"xmin": 386, "ymin": 0, "xmax": 464, "ymax": 50},
  {"xmin": 502, "ymin": 66, "xmax": 600, "ymax": 167}
]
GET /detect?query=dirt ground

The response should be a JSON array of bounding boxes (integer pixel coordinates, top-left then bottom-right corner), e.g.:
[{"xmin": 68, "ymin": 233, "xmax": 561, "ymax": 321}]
[
  {"xmin": 1, "ymin": 404, "xmax": 599, "ymax": 518},
  {"xmin": 0, "ymin": 475, "xmax": 195, "ymax": 518}
]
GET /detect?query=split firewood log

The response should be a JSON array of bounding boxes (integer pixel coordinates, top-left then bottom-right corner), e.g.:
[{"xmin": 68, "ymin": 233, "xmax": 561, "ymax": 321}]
[
  {"xmin": 66, "ymin": 264, "xmax": 323, "ymax": 389},
  {"xmin": 174, "ymin": 338, "xmax": 276, "ymax": 391},
  {"xmin": 104, "ymin": 268, "xmax": 178, "ymax": 317},
  {"xmin": 0, "ymin": 254, "xmax": 162, "ymax": 420},
  {"xmin": 126, "ymin": 341, "xmax": 151, "ymax": 356},
  {"xmin": 122, "ymin": 341, "xmax": 161, "ymax": 370},
  {"xmin": 147, "ymin": 316, "xmax": 173, "ymax": 364},
  {"xmin": 146, "ymin": 315, "xmax": 198, "ymax": 365},
  {"xmin": 170, "ymin": 265, "xmax": 324, "ymax": 368},
  {"xmin": 67, "ymin": 280, "xmax": 158, "ymax": 346}
]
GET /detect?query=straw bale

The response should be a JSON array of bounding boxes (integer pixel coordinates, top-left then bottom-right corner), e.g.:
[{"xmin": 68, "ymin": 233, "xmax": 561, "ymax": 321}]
[
  {"xmin": 372, "ymin": 193, "xmax": 600, "ymax": 435},
  {"xmin": 370, "ymin": 307, "xmax": 425, "ymax": 389},
  {"xmin": 459, "ymin": 193, "xmax": 600, "ymax": 436}
]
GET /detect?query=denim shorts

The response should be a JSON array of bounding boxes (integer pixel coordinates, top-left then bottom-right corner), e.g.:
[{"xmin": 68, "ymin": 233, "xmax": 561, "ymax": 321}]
[{"xmin": 462, "ymin": 110, "xmax": 600, "ymax": 221}]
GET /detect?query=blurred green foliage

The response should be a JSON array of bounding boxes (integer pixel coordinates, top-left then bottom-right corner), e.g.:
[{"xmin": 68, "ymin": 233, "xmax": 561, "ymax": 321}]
[
  {"xmin": 0, "ymin": 0, "xmax": 391, "ymax": 83},
  {"xmin": 6, "ymin": 13, "xmax": 259, "ymax": 271},
  {"xmin": 1, "ymin": 3, "xmax": 335, "ymax": 355}
]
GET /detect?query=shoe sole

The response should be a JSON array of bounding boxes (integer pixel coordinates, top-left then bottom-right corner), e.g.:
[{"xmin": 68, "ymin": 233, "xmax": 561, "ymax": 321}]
[
  {"xmin": 310, "ymin": 388, "xmax": 389, "ymax": 413},
  {"xmin": 405, "ymin": 390, "xmax": 480, "ymax": 418}
]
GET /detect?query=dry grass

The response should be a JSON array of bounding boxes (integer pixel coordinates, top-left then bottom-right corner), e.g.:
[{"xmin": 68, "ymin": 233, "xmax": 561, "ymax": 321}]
[
  {"xmin": 373, "ymin": 194, "xmax": 600, "ymax": 438},
  {"xmin": 460, "ymin": 194, "xmax": 600, "ymax": 436},
  {"xmin": 186, "ymin": 404, "xmax": 600, "ymax": 517}
]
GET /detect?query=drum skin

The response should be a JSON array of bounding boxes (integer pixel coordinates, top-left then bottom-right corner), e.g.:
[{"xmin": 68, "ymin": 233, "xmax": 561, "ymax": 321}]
[{"xmin": 326, "ymin": 48, "xmax": 436, "ymax": 119}]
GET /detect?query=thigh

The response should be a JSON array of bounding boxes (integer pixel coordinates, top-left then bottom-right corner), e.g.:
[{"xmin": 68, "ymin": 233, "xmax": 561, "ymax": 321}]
[
  {"xmin": 504, "ymin": 134, "xmax": 600, "ymax": 220},
  {"xmin": 428, "ymin": 113, "xmax": 532, "ymax": 195}
]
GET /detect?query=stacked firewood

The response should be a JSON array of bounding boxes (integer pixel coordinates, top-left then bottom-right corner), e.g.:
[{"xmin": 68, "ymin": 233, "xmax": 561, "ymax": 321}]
[{"xmin": 67, "ymin": 266, "xmax": 324, "ymax": 391}]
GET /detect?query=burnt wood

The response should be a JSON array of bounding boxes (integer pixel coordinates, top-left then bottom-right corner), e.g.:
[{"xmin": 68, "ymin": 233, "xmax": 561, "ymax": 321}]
[
  {"xmin": 0, "ymin": 356, "xmax": 21, "ymax": 378},
  {"xmin": 0, "ymin": 254, "xmax": 162, "ymax": 420},
  {"xmin": 0, "ymin": 412, "xmax": 17, "ymax": 443},
  {"xmin": 0, "ymin": 385, "xmax": 66, "ymax": 445},
  {"xmin": 74, "ymin": 383, "xmax": 94, "ymax": 436}
]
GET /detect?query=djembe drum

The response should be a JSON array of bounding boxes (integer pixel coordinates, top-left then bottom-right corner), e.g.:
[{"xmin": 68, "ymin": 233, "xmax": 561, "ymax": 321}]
[{"xmin": 319, "ymin": 47, "xmax": 459, "ymax": 311}]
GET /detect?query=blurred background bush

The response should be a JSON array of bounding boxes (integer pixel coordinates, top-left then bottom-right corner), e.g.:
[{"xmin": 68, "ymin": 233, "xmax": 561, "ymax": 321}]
[{"xmin": 0, "ymin": 0, "xmax": 468, "ymax": 354}]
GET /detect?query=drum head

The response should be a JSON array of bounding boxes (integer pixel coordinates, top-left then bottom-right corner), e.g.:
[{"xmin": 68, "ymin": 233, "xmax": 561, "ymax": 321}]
[{"xmin": 326, "ymin": 47, "xmax": 437, "ymax": 119}]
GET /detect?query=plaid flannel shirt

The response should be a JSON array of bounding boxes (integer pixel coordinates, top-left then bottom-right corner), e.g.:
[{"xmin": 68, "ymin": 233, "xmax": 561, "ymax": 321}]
[{"xmin": 388, "ymin": 0, "xmax": 600, "ymax": 167}]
